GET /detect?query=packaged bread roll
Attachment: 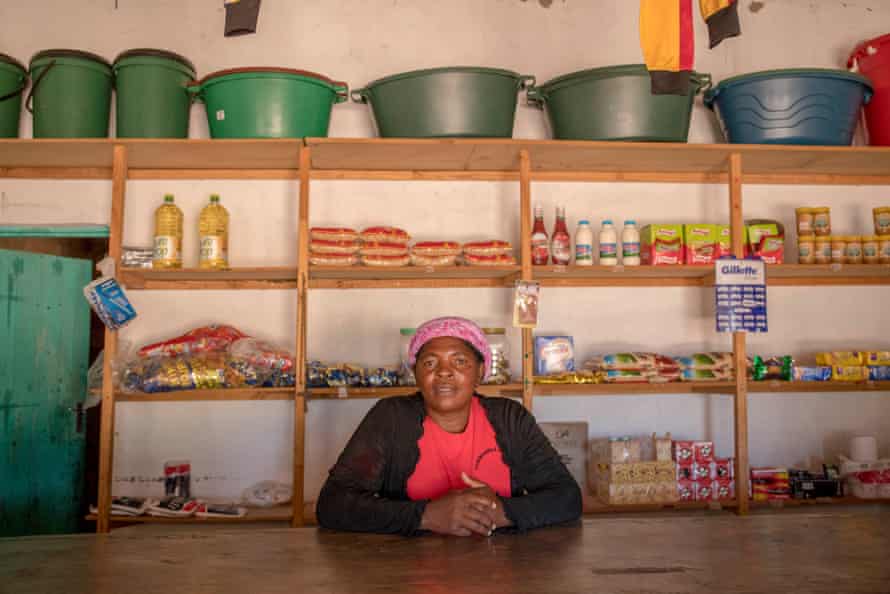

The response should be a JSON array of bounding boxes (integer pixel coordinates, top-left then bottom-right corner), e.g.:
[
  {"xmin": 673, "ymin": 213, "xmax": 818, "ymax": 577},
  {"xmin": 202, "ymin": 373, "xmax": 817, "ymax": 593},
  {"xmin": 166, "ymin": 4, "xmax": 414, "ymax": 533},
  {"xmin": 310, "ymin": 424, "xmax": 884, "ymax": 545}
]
[
  {"xmin": 360, "ymin": 226, "xmax": 411, "ymax": 244},
  {"xmin": 411, "ymin": 254, "xmax": 458, "ymax": 267},
  {"xmin": 309, "ymin": 253, "xmax": 357, "ymax": 266},
  {"xmin": 360, "ymin": 242, "xmax": 410, "ymax": 257},
  {"xmin": 462, "ymin": 240, "xmax": 513, "ymax": 256},
  {"xmin": 310, "ymin": 227, "xmax": 358, "ymax": 242},
  {"xmin": 362, "ymin": 254, "xmax": 411, "ymax": 267},
  {"xmin": 309, "ymin": 239, "xmax": 361, "ymax": 254},
  {"xmin": 412, "ymin": 241, "xmax": 461, "ymax": 256},
  {"xmin": 463, "ymin": 253, "xmax": 517, "ymax": 266}
]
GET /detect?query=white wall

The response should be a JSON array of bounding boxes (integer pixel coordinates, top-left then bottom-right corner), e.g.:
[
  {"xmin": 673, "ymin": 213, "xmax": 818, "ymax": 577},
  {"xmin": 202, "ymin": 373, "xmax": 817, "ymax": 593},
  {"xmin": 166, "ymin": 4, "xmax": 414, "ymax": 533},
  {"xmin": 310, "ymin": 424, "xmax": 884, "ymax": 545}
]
[{"xmin": 2, "ymin": 0, "xmax": 889, "ymax": 502}]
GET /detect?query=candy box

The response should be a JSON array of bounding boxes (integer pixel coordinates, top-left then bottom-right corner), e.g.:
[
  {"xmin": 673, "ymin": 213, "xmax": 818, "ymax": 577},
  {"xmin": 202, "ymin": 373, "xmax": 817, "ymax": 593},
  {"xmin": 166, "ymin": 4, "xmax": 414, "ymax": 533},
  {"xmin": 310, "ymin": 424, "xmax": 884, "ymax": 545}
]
[
  {"xmin": 696, "ymin": 481, "xmax": 714, "ymax": 501},
  {"xmin": 747, "ymin": 222, "xmax": 785, "ymax": 264},
  {"xmin": 641, "ymin": 224, "xmax": 684, "ymax": 266},
  {"xmin": 677, "ymin": 479, "xmax": 696, "ymax": 501},
  {"xmin": 693, "ymin": 441, "xmax": 715, "ymax": 464},
  {"xmin": 677, "ymin": 461, "xmax": 694, "ymax": 481},
  {"xmin": 673, "ymin": 440, "xmax": 695, "ymax": 464},
  {"xmin": 868, "ymin": 366, "xmax": 890, "ymax": 381},
  {"xmin": 684, "ymin": 224, "xmax": 719, "ymax": 265},
  {"xmin": 692, "ymin": 463, "xmax": 712, "ymax": 482},
  {"xmin": 789, "ymin": 470, "xmax": 842, "ymax": 499},
  {"xmin": 655, "ymin": 460, "xmax": 676, "ymax": 482},
  {"xmin": 713, "ymin": 478, "xmax": 735, "ymax": 501},
  {"xmin": 712, "ymin": 458, "xmax": 734, "ymax": 480},
  {"xmin": 534, "ymin": 336, "xmax": 575, "ymax": 376},
  {"xmin": 716, "ymin": 225, "xmax": 748, "ymax": 258}
]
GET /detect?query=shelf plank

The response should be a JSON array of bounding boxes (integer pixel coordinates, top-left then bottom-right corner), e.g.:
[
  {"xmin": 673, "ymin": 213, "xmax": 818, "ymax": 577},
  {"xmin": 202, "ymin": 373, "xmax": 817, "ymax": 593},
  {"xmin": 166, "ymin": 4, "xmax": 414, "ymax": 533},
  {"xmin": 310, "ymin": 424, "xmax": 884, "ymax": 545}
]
[
  {"xmin": 85, "ymin": 505, "xmax": 293, "ymax": 524},
  {"xmin": 119, "ymin": 267, "xmax": 298, "ymax": 290},
  {"xmin": 584, "ymin": 498, "xmax": 738, "ymax": 514},
  {"xmin": 309, "ymin": 265, "xmax": 519, "ymax": 289},
  {"xmin": 535, "ymin": 264, "xmax": 713, "ymax": 287},
  {"xmin": 306, "ymin": 383, "xmax": 523, "ymax": 400},
  {"xmin": 748, "ymin": 381, "xmax": 890, "ymax": 393},
  {"xmin": 533, "ymin": 382, "xmax": 735, "ymax": 396},
  {"xmin": 767, "ymin": 264, "xmax": 890, "ymax": 286},
  {"xmin": 115, "ymin": 388, "xmax": 294, "ymax": 402}
]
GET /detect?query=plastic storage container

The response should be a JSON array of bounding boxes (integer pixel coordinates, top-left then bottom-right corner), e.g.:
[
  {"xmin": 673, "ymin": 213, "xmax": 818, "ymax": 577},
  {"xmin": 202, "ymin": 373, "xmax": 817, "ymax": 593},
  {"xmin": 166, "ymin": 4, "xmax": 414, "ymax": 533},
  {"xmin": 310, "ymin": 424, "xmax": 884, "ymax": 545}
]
[
  {"xmin": 399, "ymin": 328, "xmax": 416, "ymax": 386},
  {"xmin": 0, "ymin": 53, "xmax": 27, "ymax": 138},
  {"xmin": 113, "ymin": 49, "xmax": 196, "ymax": 138},
  {"xmin": 189, "ymin": 67, "xmax": 347, "ymax": 138},
  {"xmin": 352, "ymin": 67, "xmax": 534, "ymax": 138},
  {"xmin": 704, "ymin": 69, "xmax": 873, "ymax": 145},
  {"xmin": 848, "ymin": 34, "xmax": 890, "ymax": 146},
  {"xmin": 483, "ymin": 328, "xmax": 511, "ymax": 385},
  {"xmin": 28, "ymin": 49, "xmax": 112, "ymax": 138},
  {"xmin": 526, "ymin": 65, "xmax": 710, "ymax": 142}
]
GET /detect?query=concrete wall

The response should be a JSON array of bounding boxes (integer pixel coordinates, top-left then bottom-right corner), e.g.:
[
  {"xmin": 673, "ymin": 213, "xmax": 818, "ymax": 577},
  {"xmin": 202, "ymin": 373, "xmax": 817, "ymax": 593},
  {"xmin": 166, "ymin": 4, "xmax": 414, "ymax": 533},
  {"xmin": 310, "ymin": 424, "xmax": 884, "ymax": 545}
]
[{"xmin": 1, "ymin": 0, "xmax": 888, "ymax": 501}]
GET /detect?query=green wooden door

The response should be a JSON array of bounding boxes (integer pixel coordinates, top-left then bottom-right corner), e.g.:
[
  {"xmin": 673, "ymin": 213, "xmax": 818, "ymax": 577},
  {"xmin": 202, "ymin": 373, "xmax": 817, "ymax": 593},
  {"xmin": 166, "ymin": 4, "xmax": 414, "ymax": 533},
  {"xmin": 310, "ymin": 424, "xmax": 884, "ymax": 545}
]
[{"xmin": 0, "ymin": 249, "xmax": 91, "ymax": 536}]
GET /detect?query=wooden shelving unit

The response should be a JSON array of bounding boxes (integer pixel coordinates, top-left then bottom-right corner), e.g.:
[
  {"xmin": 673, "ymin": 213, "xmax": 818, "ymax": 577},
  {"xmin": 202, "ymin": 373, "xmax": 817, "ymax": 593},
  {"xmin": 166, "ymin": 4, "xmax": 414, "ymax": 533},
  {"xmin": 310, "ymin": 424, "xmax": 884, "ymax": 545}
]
[{"xmin": 3, "ymin": 138, "xmax": 888, "ymax": 533}]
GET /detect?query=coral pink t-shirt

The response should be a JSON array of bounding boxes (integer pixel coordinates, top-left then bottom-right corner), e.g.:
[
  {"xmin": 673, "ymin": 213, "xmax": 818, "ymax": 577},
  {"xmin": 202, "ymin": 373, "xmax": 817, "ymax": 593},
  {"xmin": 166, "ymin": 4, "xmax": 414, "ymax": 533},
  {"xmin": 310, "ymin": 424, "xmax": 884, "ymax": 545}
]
[{"xmin": 406, "ymin": 397, "xmax": 512, "ymax": 501}]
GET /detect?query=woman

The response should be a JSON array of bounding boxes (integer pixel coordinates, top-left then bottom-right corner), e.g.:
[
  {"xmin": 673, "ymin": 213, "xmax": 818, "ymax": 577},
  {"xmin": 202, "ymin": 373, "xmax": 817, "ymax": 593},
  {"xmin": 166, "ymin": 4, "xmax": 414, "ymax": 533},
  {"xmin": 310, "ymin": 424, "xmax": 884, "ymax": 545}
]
[{"xmin": 316, "ymin": 317, "xmax": 582, "ymax": 536}]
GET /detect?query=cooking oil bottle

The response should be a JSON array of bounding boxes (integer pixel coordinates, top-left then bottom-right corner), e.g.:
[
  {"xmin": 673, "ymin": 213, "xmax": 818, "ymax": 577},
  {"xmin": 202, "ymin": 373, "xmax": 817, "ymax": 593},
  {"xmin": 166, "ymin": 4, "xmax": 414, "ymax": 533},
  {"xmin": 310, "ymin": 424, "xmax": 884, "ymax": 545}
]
[
  {"xmin": 199, "ymin": 194, "xmax": 229, "ymax": 269},
  {"xmin": 152, "ymin": 194, "xmax": 183, "ymax": 269}
]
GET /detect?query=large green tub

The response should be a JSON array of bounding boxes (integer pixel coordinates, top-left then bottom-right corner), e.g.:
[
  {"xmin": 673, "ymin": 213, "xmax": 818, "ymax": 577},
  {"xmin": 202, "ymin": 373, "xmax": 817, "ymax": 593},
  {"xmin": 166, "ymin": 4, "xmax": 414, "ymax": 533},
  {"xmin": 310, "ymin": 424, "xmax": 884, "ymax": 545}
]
[
  {"xmin": 189, "ymin": 67, "xmax": 347, "ymax": 138},
  {"xmin": 0, "ymin": 53, "xmax": 27, "ymax": 138},
  {"xmin": 352, "ymin": 67, "xmax": 535, "ymax": 138},
  {"xmin": 526, "ymin": 64, "xmax": 711, "ymax": 142}
]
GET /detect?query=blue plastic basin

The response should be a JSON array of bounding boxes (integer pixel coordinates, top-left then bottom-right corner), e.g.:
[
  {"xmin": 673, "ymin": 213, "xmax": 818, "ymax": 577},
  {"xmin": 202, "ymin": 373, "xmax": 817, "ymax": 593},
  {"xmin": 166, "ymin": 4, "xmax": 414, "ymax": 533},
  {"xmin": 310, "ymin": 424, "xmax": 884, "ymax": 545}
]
[{"xmin": 704, "ymin": 69, "xmax": 873, "ymax": 145}]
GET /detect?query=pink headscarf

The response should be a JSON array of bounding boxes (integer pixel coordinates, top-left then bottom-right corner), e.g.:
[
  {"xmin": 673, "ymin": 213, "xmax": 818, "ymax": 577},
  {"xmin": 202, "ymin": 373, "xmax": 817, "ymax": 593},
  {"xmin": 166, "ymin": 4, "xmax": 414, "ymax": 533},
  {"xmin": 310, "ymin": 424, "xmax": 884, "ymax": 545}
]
[{"xmin": 408, "ymin": 317, "xmax": 492, "ymax": 381}]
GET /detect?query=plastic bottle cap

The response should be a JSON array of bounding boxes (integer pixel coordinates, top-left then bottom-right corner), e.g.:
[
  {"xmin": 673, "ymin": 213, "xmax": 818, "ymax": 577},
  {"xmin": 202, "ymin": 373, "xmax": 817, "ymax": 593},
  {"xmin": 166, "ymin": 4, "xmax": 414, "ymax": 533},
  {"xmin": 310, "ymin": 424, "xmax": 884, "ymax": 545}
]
[
  {"xmin": 578, "ymin": 220, "xmax": 590, "ymax": 225},
  {"xmin": 399, "ymin": 328, "xmax": 416, "ymax": 336},
  {"xmin": 210, "ymin": 194, "xmax": 220, "ymax": 203},
  {"xmin": 602, "ymin": 219, "xmax": 613, "ymax": 225},
  {"xmin": 164, "ymin": 194, "xmax": 174, "ymax": 202},
  {"xmin": 624, "ymin": 220, "xmax": 636, "ymax": 226}
]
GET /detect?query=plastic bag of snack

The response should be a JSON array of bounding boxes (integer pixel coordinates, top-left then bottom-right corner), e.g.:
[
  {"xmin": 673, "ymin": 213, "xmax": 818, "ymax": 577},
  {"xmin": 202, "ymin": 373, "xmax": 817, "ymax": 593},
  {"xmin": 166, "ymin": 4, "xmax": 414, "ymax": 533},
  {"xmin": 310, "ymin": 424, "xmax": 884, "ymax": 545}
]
[
  {"xmin": 462, "ymin": 240, "xmax": 513, "ymax": 256},
  {"xmin": 411, "ymin": 253, "xmax": 458, "ymax": 267},
  {"xmin": 863, "ymin": 351, "xmax": 890, "ymax": 366},
  {"xmin": 366, "ymin": 367, "xmax": 399, "ymax": 387},
  {"xmin": 360, "ymin": 226, "xmax": 410, "ymax": 244},
  {"xmin": 681, "ymin": 368, "xmax": 732, "ymax": 382},
  {"xmin": 306, "ymin": 360, "xmax": 328, "ymax": 387},
  {"xmin": 310, "ymin": 253, "xmax": 357, "ymax": 266},
  {"xmin": 868, "ymin": 366, "xmax": 890, "ymax": 381},
  {"xmin": 325, "ymin": 364, "xmax": 365, "ymax": 387},
  {"xmin": 360, "ymin": 242, "xmax": 410, "ymax": 257},
  {"xmin": 138, "ymin": 324, "xmax": 247, "ymax": 359},
  {"xmin": 832, "ymin": 366, "xmax": 868, "ymax": 382},
  {"xmin": 751, "ymin": 356, "xmax": 793, "ymax": 381},
  {"xmin": 229, "ymin": 337, "xmax": 294, "ymax": 373},
  {"xmin": 309, "ymin": 238, "xmax": 361, "ymax": 254},
  {"xmin": 362, "ymin": 254, "xmax": 411, "ymax": 267},
  {"xmin": 412, "ymin": 241, "xmax": 461, "ymax": 257},
  {"xmin": 793, "ymin": 366, "xmax": 832, "ymax": 382},
  {"xmin": 195, "ymin": 503, "xmax": 248, "ymax": 519},
  {"xmin": 242, "ymin": 481, "xmax": 292, "ymax": 507},
  {"xmin": 677, "ymin": 352, "xmax": 733, "ymax": 370},
  {"xmin": 463, "ymin": 253, "xmax": 517, "ymax": 266},
  {"xmin": 816, "ymin": 352, "xmax": 863, "ymax": 366},
  {"xmin": 590, "ymin": 353, "xmax": 679, "ymax": 371},
  {"xmin": 310, "ymin": 227, "xmax": 358, "ymax": 242}
]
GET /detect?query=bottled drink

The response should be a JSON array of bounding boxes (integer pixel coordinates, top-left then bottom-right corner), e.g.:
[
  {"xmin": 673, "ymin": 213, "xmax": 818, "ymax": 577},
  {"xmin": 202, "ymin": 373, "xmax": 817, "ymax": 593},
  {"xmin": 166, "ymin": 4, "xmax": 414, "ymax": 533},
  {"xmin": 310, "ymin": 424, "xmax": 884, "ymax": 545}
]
[
  {"xmin": 599, "ymin": 220, "xmax": 618, "ymax": 266},
  {"xmin": 622, "ymin": 220, "xmax": 641, "ymax": 266},
  {"xmin": 574, "ymin": 220, "xmax": 594, "ymax": 266},
  {"xmin": 199, "ymin": 194, "xmax": 230, "ymax": 269},
  {"xmin": 153, "ymin": 194, "xmax": 183, "ymax": 269},
  {"xmin": 551, "ymin": 206, "xmax": 571, "ymax": 265},
  {"xmin": 531, "ymin": 205, "xmax": 550, "ymax": 265}
]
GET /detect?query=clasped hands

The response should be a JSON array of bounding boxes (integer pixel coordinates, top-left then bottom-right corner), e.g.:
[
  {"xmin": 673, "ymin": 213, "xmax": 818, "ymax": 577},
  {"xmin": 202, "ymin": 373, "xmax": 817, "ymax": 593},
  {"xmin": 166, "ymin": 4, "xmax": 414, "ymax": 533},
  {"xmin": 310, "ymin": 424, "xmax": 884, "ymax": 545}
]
[{"xmin": 420, "ymin": 472, "xmax": 512, "ymax": 537}]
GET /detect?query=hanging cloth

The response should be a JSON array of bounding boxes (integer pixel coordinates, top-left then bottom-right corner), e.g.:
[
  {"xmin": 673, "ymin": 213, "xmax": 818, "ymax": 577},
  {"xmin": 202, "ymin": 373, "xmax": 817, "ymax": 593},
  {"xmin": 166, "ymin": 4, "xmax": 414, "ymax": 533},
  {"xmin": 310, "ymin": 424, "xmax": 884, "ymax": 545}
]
[{"xmin": 640, "ymin": 0, "xmax": 741, "ymax": 94}]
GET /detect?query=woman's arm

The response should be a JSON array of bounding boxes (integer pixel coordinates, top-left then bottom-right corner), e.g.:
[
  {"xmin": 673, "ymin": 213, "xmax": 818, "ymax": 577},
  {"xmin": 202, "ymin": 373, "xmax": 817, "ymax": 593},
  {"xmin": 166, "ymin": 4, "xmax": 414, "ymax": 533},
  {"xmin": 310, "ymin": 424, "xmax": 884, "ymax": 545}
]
[
  {"xmin": 497, "ymin": 402, "xmax": 583, "ymax": 532},
  {"xmin": 316, "ymin": 400, "xmax": 427, "ymax": 535}
]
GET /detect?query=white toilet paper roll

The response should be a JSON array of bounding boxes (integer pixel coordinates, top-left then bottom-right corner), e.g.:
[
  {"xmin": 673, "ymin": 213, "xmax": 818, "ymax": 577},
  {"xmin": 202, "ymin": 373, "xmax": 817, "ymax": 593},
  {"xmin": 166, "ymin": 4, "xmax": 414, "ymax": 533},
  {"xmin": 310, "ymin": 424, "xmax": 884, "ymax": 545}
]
[{"xmin": 850, "ymin": 436, "xmax": 878, "ymax": 462}]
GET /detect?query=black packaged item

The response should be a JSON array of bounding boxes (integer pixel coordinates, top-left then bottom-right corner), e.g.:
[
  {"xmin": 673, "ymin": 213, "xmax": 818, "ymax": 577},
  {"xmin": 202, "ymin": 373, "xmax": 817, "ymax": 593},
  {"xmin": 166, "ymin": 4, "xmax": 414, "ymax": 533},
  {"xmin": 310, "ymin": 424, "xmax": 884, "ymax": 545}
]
[{"xmin": 789, "ymin": 469, "xmax": 842, "ymax": 499}]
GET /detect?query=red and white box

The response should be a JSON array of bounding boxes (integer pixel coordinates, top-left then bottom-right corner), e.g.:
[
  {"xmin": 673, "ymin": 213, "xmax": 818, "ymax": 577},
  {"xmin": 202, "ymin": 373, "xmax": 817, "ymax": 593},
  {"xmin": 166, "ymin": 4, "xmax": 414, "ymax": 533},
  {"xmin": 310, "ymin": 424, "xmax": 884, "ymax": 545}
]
[
  {"xmin": 712, "ymin": 458, "xmax": 734, "ymax": 480},
  {"xmin": 673, "ymin": 441, "xmax": 695, "ymax": 464},
  {"xmin": 677, "ymin": 461, "xmax": 694, "ymax": 481},
  {"xmin": 693, "ymin": 441, "xmax": 715, "ymax": 464},
  {"xmin": 696, "ymin": 480, "xmax": 714, "ymax": 501},
  {"xmin": 692, "ymin": 463, "xmax": 712, "ymax": 482},
  {"xmin": 713, "ymin": 478, "xmax": 735, "ymax": 501},
  {"xmin": 678, "ymin": 479, "xmax": 696, "ymax": 501}
]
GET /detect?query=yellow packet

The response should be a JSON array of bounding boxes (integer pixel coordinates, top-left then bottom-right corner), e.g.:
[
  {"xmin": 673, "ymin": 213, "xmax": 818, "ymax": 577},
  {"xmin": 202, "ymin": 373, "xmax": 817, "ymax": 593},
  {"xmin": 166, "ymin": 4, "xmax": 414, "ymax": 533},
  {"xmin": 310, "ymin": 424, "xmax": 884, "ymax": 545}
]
[
  {"xmin": 816, "ymin": 352, "xmax": 863, "ymax": 366},
  {"xmin": 832, "ymin": 366, "xmax": 868, "ymax": 382},
  {"xmin": 863, "ymin": 351, "xmax": 890, "ymax": 366}
]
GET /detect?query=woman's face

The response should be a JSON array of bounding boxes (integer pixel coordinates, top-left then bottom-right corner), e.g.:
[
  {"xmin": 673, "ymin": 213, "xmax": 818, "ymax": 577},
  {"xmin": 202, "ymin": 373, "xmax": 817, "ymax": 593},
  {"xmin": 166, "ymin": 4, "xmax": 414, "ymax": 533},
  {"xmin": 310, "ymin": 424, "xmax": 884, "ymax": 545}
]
[{"xmin": 415, "ymin": 337, "xmax": 483, "ymax": 416}]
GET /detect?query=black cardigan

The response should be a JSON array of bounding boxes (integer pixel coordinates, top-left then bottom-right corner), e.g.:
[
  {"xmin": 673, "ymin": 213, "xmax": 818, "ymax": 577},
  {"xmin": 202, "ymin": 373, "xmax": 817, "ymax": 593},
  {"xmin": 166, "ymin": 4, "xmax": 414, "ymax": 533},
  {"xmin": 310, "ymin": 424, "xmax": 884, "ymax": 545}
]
[{"xmin": 316, "ymin": 394, "xmax": 582, "ymax": 535}]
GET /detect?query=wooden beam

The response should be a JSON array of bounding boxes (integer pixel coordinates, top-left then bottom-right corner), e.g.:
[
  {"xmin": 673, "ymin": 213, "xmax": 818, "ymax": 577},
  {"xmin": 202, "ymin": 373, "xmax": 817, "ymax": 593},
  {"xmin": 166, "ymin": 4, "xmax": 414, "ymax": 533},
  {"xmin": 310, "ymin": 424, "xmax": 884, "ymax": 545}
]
[
  {"xmin": 292, "ymin": 146, "xmax": 311, "ymax": 528},
  {"xmin": 97, "ymin": 144, "xmax": 128, "ymax": 533},
  {"xmin": 128, "ymin": 169, "xmax": 299, "ymax": 180},
  {"xmin": 519, "ymin": 149, "xmax": 535, "ymax": 412},
  {"xmin": 729, "ymin": 152, "xmax": 749, "ymax": 516}
]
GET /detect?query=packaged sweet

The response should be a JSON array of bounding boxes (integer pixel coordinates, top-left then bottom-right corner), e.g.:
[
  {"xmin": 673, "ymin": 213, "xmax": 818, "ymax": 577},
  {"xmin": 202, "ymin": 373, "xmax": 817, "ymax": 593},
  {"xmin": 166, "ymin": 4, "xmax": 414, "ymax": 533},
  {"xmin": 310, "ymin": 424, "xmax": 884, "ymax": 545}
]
[
  {"xmin": 815, "ymin": 351, "xmax": 863, "ymax": 366},
  {"xmin": 366, "ymin": 367, "xmax": 399, "ymax": 387},
  {"xmin": 309, "ymin": 238, "xmax": 361, "ymax": 254},
  {"xmin": 533, "ymin": 370, "xmax": 602, "ymax": 384},
  {"xmin": 138, "ymin": 324, "xmax": 246, "ymax": 358},
  {"xmin": 684, "ymin": 224, "xmax": 719, "ymax": 265},
  {"xmin": 640, "ymin": 224, "xmax": 684, "ymax": 265},
  {"xmin": 692, "ymin": 463, "xmax": 711, "ymax": 481},
  {"xmin": 673, "ymin": 440, "xmax": 695, "ymax": 464},
  {"xmin": 747, "ymin": 221, "xmax": 785, "ymax": 264},
  {"xmin": 677, "ymin": 352, "xmax": 733, "ymax": 370},
  {"xmin": 310, "ymin": 253, "xmax": 357, "ymax": 266},
  {"xmin": 712, "ymin": 458, "xmax": 734, "ymax": 480},
  {"xmin": 360, "ymin": 242, "xmax": 411, "ymax": 257},
  {"xmin": 534, "ymin": 336, "xmax": 575, "ymax": 376},
  {"xmin": 412, "ymin": 241, "xmax": 461, "ymax": 256},
  {"xmin": 713, "ymin": 479, "xmax": 735, "ymax": 501},
  {"xmin": 677, "ymin": 479, "xmax": 696, "ymax": 501},
  {"xmin": 592, "ymin": 352, "xmax": 679, "ymax": 371},
  {"xmin": 793, "ymin": 366, "xmax": 832, "ymax": 382},
  {"xmin": 229, "ymin": 337, "xmax": 294, "ymax": 374},
  {"xmin": 411, "ymin": 253, "xmax": 458, "ymax": 267},
  {"xmin": 680, "ymin": 368, "xmax": 732, "ymax": 382},
  {"xmin": 241, "ymin": 480, "xmax": 292, "ymax": 507},
  {"xmin": 310, "ymin": 227, "xmax": 358, "ymax": 242},
  {"xmin": 462, "ymin": 240, "xmax": 513, "ymax": 256},
  {"xmin": 863, "ymin": 351, "xmax": 890, "ymax": 366},
  {"xmin": 603, "ymin": 369, "xmax": 655, "ymax": 383},
  {"xmin": 751, "ymin": 467, "xmax": 791, "ymax": 501},
  {"xmin": 677, "ymin": 461, "xmax": 694, "ymax": 480},
  {"xmin": 306, "ymin": 360, "xmax": 327, "ymax": 387},
  {"xmin": 122, "ymin": 352, "xmax": 295, "ymax": 393},
  {"xmin": 360, "ymin": 226, "xmax": 410, "ymax": 244},
  {"xmin": 361, "ymin": 254, "xmax": 411, "ymax": 267},
  {"xmin": 463, "ymin": 253, "xmax": 517, "ymax": 266},
  {"xmin": 694, "ymin": 441, "xmax": 715, "ymax": 464},
  {"xmin": 325, "ymin": 364, "xmax": 366, "ymax": 387},
  {"xmin": 195, "ymin": 503, "xmax": 248, "ymax": 518},
  {"xmin": 147, "ymin": 497, "xmax": 200, "ymax": 518},
  {"xmin": 89, "ymin": 496, "xmax": 156, "ymax": 517},
  {"xmin": 752, "ymin": 356, "xmax": 793, "ymax": 381},
  {"xmin": 697, "ymin": 482, "xmax": 714, "ymax": 501},
  {"xmin": 832, "ymin": 366, "xmax": 868, "ymax": 382},
  {"xmin": 868, "ymin": 366, "xmax": 890, "ymax": 381}
]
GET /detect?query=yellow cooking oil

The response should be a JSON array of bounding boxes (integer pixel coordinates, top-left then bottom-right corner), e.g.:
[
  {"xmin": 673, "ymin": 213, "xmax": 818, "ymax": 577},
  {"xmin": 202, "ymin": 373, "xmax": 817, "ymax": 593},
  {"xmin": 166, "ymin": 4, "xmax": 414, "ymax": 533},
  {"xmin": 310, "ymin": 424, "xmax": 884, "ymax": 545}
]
[
  {"xmin": 153, "ymin": 194, "xmax": 183, "ymax": 269},
  {"xmin": 199, "ymin": 194, "xmax": 229, "ymax": 269}
]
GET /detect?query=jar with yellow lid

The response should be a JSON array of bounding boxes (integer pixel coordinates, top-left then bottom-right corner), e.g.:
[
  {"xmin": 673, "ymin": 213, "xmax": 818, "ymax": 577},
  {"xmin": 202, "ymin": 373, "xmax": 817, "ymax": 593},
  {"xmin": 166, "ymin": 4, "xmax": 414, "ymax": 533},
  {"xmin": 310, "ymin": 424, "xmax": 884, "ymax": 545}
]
[
  {"xmin": 814, "ymin": 236, "xmax": 832, "ymax": 264},
  {"xmin": 830, "ymin": 236, "xmax": 846, "ymax": 264},
  {"xmin": 812, "ymin": 207, "xmax": 831, "ymax": 236},
  {"xmin": 795, "ymin": 207, "xmax": 814, "ymax": 236},
  {"xmin": 797, "ymin": 234, "xmax": 816, "ymax": 264},
  {"xmin": 879, "ymin": 235, "xmax": 890, "ymax": 264},
  {"xmin": 863, "ymin": 236, "xmax": 880, "ymax": 264},
  {"xmin": 874, "ymin": 207, "xmax": 890, "ymax": 236},
  {"xmin": 845, "ymin": 235, "xmax": 863, "ymax": 264}
]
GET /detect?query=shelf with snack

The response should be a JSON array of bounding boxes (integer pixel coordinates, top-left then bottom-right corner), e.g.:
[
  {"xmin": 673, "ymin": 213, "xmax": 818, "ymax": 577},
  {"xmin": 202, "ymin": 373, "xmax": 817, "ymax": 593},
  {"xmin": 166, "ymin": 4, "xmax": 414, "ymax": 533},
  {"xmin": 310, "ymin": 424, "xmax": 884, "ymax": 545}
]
[{"xmin": 304, "ymin": 383, "xmax": 523, "ymax": 400}]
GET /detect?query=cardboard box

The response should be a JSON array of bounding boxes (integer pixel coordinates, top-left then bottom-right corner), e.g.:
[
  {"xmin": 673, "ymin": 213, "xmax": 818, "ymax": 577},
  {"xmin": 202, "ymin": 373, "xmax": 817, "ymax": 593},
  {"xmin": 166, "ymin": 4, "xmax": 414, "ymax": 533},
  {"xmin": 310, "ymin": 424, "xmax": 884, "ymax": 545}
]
[
  {"xmin": 713, "ymin": 478, "xmax": 736, "ymax": 501},
  {"xmin": 673, "ymin": 440, "xmax": 695, "ymax": 464},
  {"xmin": 684, "ymin": 224, "xmax": 718, "ymax": 265},
  {"xmin": 693, "ymin": 441, "xmax": 715, "ymax": 464},
  {"xmin": 716, "ymin": 225, "xmax": 748, "ymax": 258},
  {"xmin": 747, "ymin": 223, "xmax": 784, "ymax": 264},
  {"xmin": 540, "ymin": 422, "xmax": 587, "ymax": 492},
  {"xmin": 590, "ymin": 438, "xmax": 641, "ymax": 465},
  {"xmin": 692, "ymin": 463, "xmax": 712, "ymax": 482},
  {"xmin": 641, "ymin": 224, "xmax": 684, "ymax": 265},
  {"xmin": 677, "ymin": 461, "xmax": 694, "ymax": 481},
  {"xmin": 712, "ymin": 458, "xmax": 734, "ymax": 480},
  {"xmin": 678, "ymin": 479, "xmax": 696, "ymax": 501}
]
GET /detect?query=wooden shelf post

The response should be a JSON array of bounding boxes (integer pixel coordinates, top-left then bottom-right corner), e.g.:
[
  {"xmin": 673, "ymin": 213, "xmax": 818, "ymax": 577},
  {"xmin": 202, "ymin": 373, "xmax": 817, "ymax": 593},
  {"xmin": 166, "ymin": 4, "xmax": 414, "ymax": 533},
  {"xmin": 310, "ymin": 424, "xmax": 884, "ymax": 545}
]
[
  {"xmin": 292, "ymin": 146, "xmax": 311, "ymax": 527},
  {"xmin": 518, "ymin": 150, "xmax": 534, "ymax": 411},
  {"xmin": 729, "ymin": 152, "xmax": 750, "ymax": 516},
  {"xmin": 96, "ymin": 144, "xmax": 129, "ymax": 533}
]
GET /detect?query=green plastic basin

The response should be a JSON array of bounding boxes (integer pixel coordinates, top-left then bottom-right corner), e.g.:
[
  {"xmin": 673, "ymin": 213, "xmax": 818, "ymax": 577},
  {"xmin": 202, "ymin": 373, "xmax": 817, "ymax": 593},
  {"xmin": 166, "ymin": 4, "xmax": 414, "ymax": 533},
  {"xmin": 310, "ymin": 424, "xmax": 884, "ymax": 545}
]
[
  {"xmin": 0, "ymin": 53, "xmax": 27, "ymax": 138},
  {"xmin": 189, "ymin": 67, "xmax": 348, "ymax": 139},
  {"xmin": 527, "ymin": 64, "xmax": 711, "ymax": 142},
  {"xmin": 352, "ymin": 67, "xmax": 535, "ymax": 138}
]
